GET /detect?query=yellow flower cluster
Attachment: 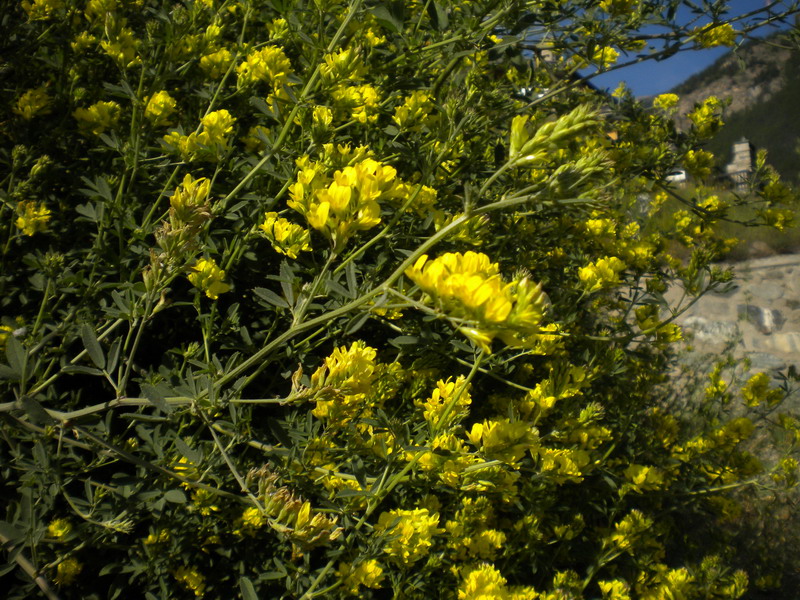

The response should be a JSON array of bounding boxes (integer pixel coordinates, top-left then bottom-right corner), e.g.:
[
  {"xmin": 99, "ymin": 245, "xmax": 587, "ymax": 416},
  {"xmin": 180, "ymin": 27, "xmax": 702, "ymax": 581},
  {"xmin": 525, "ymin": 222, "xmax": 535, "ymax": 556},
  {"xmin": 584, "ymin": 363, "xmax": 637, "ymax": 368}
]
[
  {"xmin": 683, "ymin": 148, "xmax": 715, "ymax": 179},
  {"xmin": 54, "ymin": 557, "xmax": 83, "ymax": 586},
  {"xmin": 592, "ymin": 46, "xmax": 619, "ymax": 68},
  {"xmin": 237, "ymin": 45, "xmax": 292, "ymax": 89},
  {"xmin": 144, "ymin": 90, "xmax": 177, "ymax": 126},
  {"xmin": 254, "ymin": 470, "xmax": 343, "ymax": 551},
  {"xmin": 164, "ymin": 109, "xmax": 236, "ymax": 161},
  {"xmin": 445, "ymin": 497, "xmax": 506, "ymax": 561},
  {"xmin": 609, "ymin": 509, "xmax": 654, "ymax": 553},
  {"xmin": 174, "ymin": 565, "xmax": 206, "ymax": 597},
  {"xmin": 375, "ymin": 507, "xmax": 442, "ymax": 565},
  {"xmin": 635, "ymin": 305, "xmax": 682, "ymax": 346},
  {"xmin": 687, "ymin": 96, "xmax": 724, "ymax": 139},
  {"xmin": 188, "ymin": 257, "xmax": 230, "ymax": 299},
  {"xmin": 320, "ymin": 47, "xmax": 365, "ymax": 83},
  {"xmin": 578, "ymin": 256, "xmax": 625, "ymax": 293},
  {"xmin": 311, "ymin": 341, "xmax": 377, "ymax": 422},
  {"xmin": 170, "ymin": 174, "xmax": 211, "ymax": 225},
  {"xmin": 741, "ymin": 372, "xmax": 783, "ymax": 408},
  {"xmin": 331, "ymin": 83, "xmax": 380, "ymax": 124},
  {"xmin": 622, "ymin": 464, "xmax": 665, "ymax": 494},
  {"xmin": 288, "ymin": 153, "xmax": 396, "ymax": 251},
  {"xmin": 598, "ymin": 0, "xmax": 637, "ymax": 15},
  {"xmin": 693, "ymin": 22, "xmax": 737, "ymax": 48},
  {"xmin": 406, "ymin": 251, "xmax": 549, "ymax": 352},
  {"xmin": 458, "ymin": 563, "xmax": 537, "ymax": 600},
  {"xmin": 15, "ymin": 201, "xmax": 51, "ymax": 236},
  {"xmin": 21, "ymin": 0, "xmax": 63, "ymax": 21},
  {"xmin": 74, "ymin": 100, "xmax": 121, "ymax": 136},
  {"xmin": 652, "ymin": 93, "xmax": 679, "ymax": 112},
  {"xmin": 101, "ymin": 26, "xmax": 140, "ymax": 68},
  {"xmin": 416, "ymin": 376, "xmax": 472, "ymax": 430},
  {"xmin": 336, "ymin": 559, "xmax": 385, "ymax": 595},
  {"xmin": 258, "ymin": 212, "xmax": 312, "ymax": 259},
  {"xmin": 393, "ymin": 90, "xmax": 436, "ymax": 130},
  {"xmin": 199, "ymin": 48, "xmax": 234, "ymax": 79},
  {"xmin": 47, "ymin": 518, "xmax": 72, "ymax": 539},
  {"xmin": 13, "ymin": 87, "xmax": 51, "ymax": 120},
  {"xmin": 467, "ymin": 418, "xmax": 540, "ymax": 466}
]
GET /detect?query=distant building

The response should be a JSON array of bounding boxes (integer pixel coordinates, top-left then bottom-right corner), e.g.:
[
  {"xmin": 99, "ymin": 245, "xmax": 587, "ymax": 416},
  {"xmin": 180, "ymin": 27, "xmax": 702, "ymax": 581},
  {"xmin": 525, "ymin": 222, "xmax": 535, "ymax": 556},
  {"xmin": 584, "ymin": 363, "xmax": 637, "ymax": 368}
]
[{"xmin": 725, "ymin": 137, "xmax": 754, "ymax": 190}]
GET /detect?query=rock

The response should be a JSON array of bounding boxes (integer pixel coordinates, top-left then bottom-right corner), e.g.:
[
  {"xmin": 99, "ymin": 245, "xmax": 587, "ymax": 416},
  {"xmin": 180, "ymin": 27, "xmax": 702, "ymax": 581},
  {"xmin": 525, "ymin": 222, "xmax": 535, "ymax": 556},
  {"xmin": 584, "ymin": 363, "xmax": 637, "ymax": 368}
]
[
  {"xmin": 682, "ymin": 316, "xmax": 740, "ymax": 344},
  {"xmin": 737, "ymin": 304, "xmax": 784, "ymax": 334},
  {"xmin": 764, "ymin": 332, "xmax": 800, "ymax": 355},
  {"xmin": 745, "ymin": 352, "xmax": 789, "ymax": 372},
  {"xmin": 750, "ymin": 282, "xmax": 785, "ymax": 302},
  {"xmin": 747, "ymin": 241, "xmax": 775, "ymax": 259}
]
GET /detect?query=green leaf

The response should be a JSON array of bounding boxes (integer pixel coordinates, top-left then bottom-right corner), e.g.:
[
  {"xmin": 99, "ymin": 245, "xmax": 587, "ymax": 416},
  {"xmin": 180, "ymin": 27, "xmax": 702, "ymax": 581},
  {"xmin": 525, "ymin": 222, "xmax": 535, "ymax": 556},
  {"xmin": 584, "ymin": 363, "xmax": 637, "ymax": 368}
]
[
  {"xmin": 369, "ymin": 3, "xmax": 404, "ymax": 33},
  {"xmin": 106, "ymin": 338, "xmax": 121, "ymax": 373},
  {"xmin": 345, "ymin": 262, "xmax": 358, "ymax": 295},
  {"xmin": 279, "ymin": 261, "xmax": 295, "ymax": 307},
  {"xmin": 5, "ymin": 335, "xmax": 25, "ymax": 376},
  {"xmin": 21, "ymin": 396, "xmax": 55, "ymax": 425},
  {"xmin": 80, "ymin": 324, "xmax": 106, "ymax": 369},
  {"xmin": 253, "ymin": 287, "xmax": 289, "ymax": 309},
  {"xmin": 0, "ymin": 520, "xmax": 25, "ymax": 543},
  {"xmin": 239, "ymin": 576, "xmax": 259, "ymax": 600},
  {"xmin": 174, "ymin": 438, "xmax": 202, "ymax": 464},
  {"xmin": 426, "ymin": 1, "xmax": 448, "ymax": 30},
  {"xmin": 141, "ymin": 383, "xmax": 174, "ymax": 414},
  {"xmin": 164, "ymin": 489, "xmax": 187, "ymax": 503}
]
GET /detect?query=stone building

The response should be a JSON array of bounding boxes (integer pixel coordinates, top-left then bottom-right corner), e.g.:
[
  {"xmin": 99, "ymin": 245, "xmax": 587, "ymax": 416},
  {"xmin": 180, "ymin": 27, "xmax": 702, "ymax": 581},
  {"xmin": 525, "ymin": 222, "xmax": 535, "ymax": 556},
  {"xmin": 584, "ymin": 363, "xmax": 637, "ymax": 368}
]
[{"xmin": 725, "ymin": 137, "xmax": 754, "ymax": 190}]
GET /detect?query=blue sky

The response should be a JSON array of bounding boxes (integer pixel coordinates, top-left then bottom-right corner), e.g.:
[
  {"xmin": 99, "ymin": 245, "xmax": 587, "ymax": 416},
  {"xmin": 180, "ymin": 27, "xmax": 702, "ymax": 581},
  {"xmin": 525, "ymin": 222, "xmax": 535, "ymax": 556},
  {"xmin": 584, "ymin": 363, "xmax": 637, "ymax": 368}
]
[{"xmin": 588, "ymin": 0, "xmax": 794, "ymax": 97}]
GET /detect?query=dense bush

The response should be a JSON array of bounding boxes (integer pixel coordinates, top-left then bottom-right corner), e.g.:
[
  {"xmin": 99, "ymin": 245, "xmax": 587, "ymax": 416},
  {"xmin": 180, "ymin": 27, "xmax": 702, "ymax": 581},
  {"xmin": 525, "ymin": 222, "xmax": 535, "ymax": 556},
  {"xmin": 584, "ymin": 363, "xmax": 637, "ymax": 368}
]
[{"xmin": 1, "ymin": 0, "xmax": 799, "ymax": 598}]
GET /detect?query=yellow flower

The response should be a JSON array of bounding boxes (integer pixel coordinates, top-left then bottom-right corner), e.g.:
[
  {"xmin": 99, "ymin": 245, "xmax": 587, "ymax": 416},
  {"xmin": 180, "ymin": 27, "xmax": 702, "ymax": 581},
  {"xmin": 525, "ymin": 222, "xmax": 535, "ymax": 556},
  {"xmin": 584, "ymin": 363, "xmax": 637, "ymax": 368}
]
[
  {"xmin": 320, "ymin": 47, "xmax": 365, "ymax": 82},
  {"xmin": 188, "ymin": 258, "xmax": 231, "ymax": 299},
  {"xmin": 331, "ymin": 84, "xmax": 380, "ymax": 124},
  {"xmin": 21, "ymin": 0, "xmax": 63, "ymax": 20},
  {"xmin": 54, "ymin": 557, "xmax": 82, "ymax": 586},
  {"xmin": 200, "ymin": 48, "xmax": 234, "ymax": 79},
  {"xmin": 47, "ymin": 518, "xmax": 72, "ymax": 539},
  {"xmin": 687, "ymin": 96, "xmax": 724, "ymax": 139},
  {"xmin": 0, "ymin": 325, "xmax": 14, "ymax": 349},
  {"xmin": 375, "ymin": 508, "xmax": 442, "ymax": 566},
  {"xmin": 287, "ymin": 154, "xmax": 395, "ymax": 251},
  {"xmin": 73, "ymin": 100, "xmax": 121, "ymax": 136},
  {"xmin": 405, "ymin": 251, "xmax": 548, "ymax": 352},
  {"xmin": 599, "ymin": 0, "xmax": 637, "ymax": 15},
  {"xmin": 100, "ymin": 27, "xmax": 141, "ymax": 68},
  {"xmin": 174, "ymin": 566, "xmax": 206, "ymax": 597},
  {"xmin": 237, "ymin": 45, "xmax": 292, "ymax": 89},
  {"xmin": 170, "ymin": 174, "xmax": 211, "ymax": 223},
  {"xmin": 683, "ymin": 148, "xmax": 715, "ymax": 179},
  {"xmin": 15, "ymin": 201, "xmax": 51, "ymax": 236},
  {"xmin": 693, "ymin": 23, "xmax": 737, "ymax": 48},
  {"xmin": 592, "ymin": 46, "xmax": 619, "ymax": 68},
  {"xmin": 259, "ymin": 212, "xmax": 311, "ymax": 259},
  {"xmin": 337, "ymin": 559, "xmax": 385, "ymax": 594},
  {"xmin": 467, "ymin": 418, "xmax": 540, "ymax": 466},
  {"xmin": 578, "ymin": 256, "xmax": 625, "ymax": 293},
  {"xmin": 393, "ymin": 90, "xmax": 435, "ymax": 130},
  {"xmin": 13, "ymin": 87, "xmax": 52, "ymax": 120},
  {"xmin": 267, "ymin": 17, "xmax": 289, "ymax": 40},
  {"xmin": 417, "ymin": 376, "xmax": 472, "ymax": 429},
  {"xmin": 458, "ymin": 563, "xmax": 507, "ymax": 600},
  {"xmin": 144, "ymin": 91, "xmax": 177, "ymax": 126},
  {"xmin": 201, "ymin": 109, "xmax": 236, "ymax": 141},
  {"xmin": 652, "ymin": 93, "xmax": 679, "ymax": 112}
]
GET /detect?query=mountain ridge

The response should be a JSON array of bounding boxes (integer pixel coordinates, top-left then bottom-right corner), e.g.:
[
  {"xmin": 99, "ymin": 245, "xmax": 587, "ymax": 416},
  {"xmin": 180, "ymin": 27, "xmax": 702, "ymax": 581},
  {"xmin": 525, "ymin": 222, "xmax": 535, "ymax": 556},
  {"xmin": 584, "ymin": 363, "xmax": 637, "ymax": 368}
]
[{"xmin": 665, "ymin": 32, "xmax": 800, "ymax": 182}]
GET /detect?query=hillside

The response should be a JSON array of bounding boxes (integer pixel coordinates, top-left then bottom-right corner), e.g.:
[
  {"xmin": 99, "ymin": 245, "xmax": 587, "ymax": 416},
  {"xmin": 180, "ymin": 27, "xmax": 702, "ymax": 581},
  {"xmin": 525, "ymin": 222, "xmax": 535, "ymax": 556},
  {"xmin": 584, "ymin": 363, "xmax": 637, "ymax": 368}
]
[{"xmin": 668, "ymin": 33, "xmax": 800, "ymax": 182}]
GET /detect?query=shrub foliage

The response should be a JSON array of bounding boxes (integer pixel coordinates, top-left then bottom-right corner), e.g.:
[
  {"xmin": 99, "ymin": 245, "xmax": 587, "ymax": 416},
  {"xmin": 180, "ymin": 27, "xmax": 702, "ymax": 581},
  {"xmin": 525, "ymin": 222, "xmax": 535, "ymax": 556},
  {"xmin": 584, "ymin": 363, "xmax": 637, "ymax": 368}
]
[{"xmin": 1, "ymin": 0, "xmax": 800, "ymax": 598}]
